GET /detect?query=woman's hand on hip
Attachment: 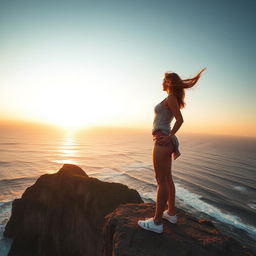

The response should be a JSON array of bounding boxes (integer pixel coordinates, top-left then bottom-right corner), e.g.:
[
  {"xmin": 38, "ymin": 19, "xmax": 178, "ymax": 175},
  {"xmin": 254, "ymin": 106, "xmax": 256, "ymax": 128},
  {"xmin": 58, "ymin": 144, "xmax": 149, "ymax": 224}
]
[{"xmin": 157, "ymin": 135, "xmax": 172, "ymax": 145}]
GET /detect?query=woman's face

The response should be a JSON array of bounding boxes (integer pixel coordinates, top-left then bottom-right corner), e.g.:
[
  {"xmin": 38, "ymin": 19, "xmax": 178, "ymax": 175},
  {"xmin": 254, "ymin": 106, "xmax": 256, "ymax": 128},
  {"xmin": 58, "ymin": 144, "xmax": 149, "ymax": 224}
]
[{"xmin": 162, "ymin": 77, "xmax": 171, "ymax": 91}]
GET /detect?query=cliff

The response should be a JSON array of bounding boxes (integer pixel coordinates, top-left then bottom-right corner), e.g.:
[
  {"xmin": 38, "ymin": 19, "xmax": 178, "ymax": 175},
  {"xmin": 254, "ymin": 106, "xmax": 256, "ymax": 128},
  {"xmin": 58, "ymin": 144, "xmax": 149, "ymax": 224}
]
[
  {"xmin": 4, "ymin": 164, "xmax": 255, "ymax": 256},
  {"xmin": 102, "ymin": 203, "xmax": 254, "ymax": 256}
]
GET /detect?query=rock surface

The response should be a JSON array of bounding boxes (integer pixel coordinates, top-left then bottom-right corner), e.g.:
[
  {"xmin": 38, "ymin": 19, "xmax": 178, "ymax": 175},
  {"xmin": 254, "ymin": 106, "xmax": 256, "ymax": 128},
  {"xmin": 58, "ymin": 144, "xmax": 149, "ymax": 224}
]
[
  {"xmin": 102, "ymin": 203, "xmax": 255, "ymax": 256},
  {"xmin": 4, "ymin": 164, "xmax": 143, "ymax": 256}
]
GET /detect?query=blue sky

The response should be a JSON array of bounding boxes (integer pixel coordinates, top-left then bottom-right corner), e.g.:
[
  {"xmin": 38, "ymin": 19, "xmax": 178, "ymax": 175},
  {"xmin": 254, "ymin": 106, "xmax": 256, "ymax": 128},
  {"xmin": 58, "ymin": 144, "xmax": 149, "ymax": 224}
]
[{"xmin": 0, "ymin": 0, "xmax": 255, "ymax": 137}]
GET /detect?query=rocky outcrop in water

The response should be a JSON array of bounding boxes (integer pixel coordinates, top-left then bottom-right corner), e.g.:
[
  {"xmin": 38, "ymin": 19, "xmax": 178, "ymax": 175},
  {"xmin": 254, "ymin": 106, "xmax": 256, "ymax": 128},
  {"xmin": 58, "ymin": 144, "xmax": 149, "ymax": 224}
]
[
  {"xmin": 4, "ymin": 164, "xmax": 143, "ymax": 256},
  {"xmin": 3, "ymin": 164, "xmax": 255, "ymax": 256}
]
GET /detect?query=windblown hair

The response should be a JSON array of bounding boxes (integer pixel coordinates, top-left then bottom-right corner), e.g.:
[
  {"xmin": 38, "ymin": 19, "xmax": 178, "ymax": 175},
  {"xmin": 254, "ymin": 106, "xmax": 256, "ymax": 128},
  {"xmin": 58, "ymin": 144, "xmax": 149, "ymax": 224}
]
[{"xmin": 164, "ymin": 68, "xmax": 206, "ymax": 109}]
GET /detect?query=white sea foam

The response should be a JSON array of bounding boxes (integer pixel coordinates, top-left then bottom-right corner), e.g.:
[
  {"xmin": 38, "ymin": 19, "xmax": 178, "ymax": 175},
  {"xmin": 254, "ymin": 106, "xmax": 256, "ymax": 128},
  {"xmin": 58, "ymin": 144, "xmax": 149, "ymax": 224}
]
[
  {"xmin": 174, "ymin": 183, "xmax": 256, "ymax": 240},
  {"xmin": 0, "ymin": 201, "xmax": 13, "ymax": 256},
  {"xmin": 248, "ymin": 200, "xmax": 256, "ymax": 210},
  {"xmin": 91, "ymin": 168, "xmax": 125, "ymax": 181},
  {"xmin": 124, "ymin": 162, "xmax": 152, "ymax": 169},
  {"xmin": 233, "ymin": 185, "xmax": 247, "ymax": 191}
]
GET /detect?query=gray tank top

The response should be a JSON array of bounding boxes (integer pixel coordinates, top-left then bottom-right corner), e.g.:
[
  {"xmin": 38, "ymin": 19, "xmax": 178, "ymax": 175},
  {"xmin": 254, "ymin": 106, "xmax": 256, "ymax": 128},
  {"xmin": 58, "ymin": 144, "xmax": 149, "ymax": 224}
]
[{"xmin": 152, "ymin": 98, "xmax": 174, "ymax": 135}]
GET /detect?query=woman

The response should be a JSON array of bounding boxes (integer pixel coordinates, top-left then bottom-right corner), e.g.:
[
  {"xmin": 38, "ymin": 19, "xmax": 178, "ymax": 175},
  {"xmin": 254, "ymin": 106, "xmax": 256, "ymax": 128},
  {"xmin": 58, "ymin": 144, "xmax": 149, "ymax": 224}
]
[{"xmin": 138, "ymin": 68, "xmax": 206, "ymax": 233}]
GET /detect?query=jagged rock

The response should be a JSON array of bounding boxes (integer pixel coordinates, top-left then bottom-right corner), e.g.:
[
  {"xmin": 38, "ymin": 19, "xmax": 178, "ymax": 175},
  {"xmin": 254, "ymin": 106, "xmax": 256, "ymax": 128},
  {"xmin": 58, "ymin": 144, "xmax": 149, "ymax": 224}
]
[
  {"xmin": 4, "ymin": 164, "xmax": 143, "ymax": 256},
  {"xmin": 101, "ymin": 203, "xmax": 255, "ymax": 256}
]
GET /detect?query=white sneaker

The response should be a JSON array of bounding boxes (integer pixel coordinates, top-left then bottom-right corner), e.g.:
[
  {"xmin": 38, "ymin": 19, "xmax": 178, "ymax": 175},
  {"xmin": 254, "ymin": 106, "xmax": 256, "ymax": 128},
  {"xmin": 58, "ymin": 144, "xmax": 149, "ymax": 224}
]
[
  {"xmin": 138, "ymin": 217, "xmax": 163, "ymax": 234},
  {"xmin": 162, "ymin": 210, "xmax": 177, "ymax": 224}
]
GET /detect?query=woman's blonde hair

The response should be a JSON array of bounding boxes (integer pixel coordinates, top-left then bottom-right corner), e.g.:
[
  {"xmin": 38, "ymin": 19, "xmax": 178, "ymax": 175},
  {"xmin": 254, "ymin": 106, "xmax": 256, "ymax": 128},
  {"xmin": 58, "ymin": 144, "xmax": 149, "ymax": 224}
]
[{"xmin": 164, "ymin": 68, "xmax": 206, "ymax": 109}]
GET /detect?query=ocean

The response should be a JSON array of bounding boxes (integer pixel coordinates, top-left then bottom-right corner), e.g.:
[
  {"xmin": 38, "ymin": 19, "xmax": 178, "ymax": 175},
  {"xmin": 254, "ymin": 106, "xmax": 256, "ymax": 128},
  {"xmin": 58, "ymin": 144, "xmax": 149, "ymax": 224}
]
[{"xmin": 0, "ymin": 125, "xmax": 255, "ymax": 254}]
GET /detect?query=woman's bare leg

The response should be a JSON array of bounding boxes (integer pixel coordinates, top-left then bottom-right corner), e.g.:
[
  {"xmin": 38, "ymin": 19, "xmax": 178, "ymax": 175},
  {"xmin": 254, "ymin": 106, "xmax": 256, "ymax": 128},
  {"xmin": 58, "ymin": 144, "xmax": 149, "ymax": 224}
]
[
  {"xmin": 166, "ymin": 174, "xmax": 176, "ymax": 215},
  {"xmin": 152, "ymin": 144, "xmax": 173, "ymax": 225}
]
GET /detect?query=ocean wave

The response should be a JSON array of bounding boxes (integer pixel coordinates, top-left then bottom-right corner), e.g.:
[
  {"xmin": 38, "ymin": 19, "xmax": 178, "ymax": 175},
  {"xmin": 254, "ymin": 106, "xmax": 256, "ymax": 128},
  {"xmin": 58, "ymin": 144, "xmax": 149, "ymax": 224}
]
[
  {"xmin": 0, "ymin": 143, "xmax": 20, "ymax": 145},
  {"xmin": 0, "ymin": 160, "xmax": 32, "ymax": 166},
  {"xmin": 0, "ymin": 162, "xmax": 10, "ymax": 166},
  {"xmin": 174, "ymin": 183, "xmax": 256, "ymax": 240},
  {"xmin": 0, "ymin": 176, "xmax": 38, "ymax": 185},
  {"xmin": 0, "ymin": 199, "xmax": 13, "ymax": 256},
  {"xmin": 233, "ymin": 185, "xmax": 247, "ymax": 191},
  {"xmin": 0, "ymin": 176, "xmax": 39, "ymax": 201},
  {"xmin": 248, "ymin": 200, "xmax": 256, "ymax": 210}
]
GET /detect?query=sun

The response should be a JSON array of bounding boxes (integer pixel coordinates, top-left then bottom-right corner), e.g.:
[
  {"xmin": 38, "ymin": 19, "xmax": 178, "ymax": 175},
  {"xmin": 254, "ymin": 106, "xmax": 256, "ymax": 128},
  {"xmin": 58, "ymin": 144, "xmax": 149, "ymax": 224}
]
[
  {"xmin": 42, "ymin": 98, "xmax": 101, "ymax": 129},
  {"xmin": 38, "ymin": 84, "xmax": 101, "ymax": 129},
  {"xmin": 19, "ymin": 63, "xmax": 126, "ymax": 129}
]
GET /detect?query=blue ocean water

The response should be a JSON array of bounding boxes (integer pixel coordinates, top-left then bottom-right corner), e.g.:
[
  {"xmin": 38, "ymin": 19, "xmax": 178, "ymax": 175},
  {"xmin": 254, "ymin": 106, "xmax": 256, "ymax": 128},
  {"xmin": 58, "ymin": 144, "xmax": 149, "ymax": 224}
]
[{"xmin": 0, "ymin": 126, "xmax": 255, "ymax": 254}]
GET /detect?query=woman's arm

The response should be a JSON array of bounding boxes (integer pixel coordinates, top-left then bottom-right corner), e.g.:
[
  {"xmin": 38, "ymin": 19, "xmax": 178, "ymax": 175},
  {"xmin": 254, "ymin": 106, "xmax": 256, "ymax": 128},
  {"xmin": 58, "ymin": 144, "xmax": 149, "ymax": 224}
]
[{"xmin": 166, "ymin": 95, "xmax": 184, "ymax": 136}]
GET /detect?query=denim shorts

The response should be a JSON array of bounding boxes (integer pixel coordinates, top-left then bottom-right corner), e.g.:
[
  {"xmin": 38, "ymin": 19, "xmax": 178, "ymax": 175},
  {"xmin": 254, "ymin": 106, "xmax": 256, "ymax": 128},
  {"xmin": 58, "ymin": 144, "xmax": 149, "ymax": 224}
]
[{"xmin": 152, "ymin": 129, "xmax": 174, "ymax": 148}]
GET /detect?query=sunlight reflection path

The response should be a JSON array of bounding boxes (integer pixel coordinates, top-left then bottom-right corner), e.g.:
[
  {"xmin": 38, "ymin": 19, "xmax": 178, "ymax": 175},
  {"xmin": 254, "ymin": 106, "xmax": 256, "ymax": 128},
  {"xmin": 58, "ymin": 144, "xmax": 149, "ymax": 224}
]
[{"xmin": 54, "ymin": 131, "xmax": 78, "ymax": 165}]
